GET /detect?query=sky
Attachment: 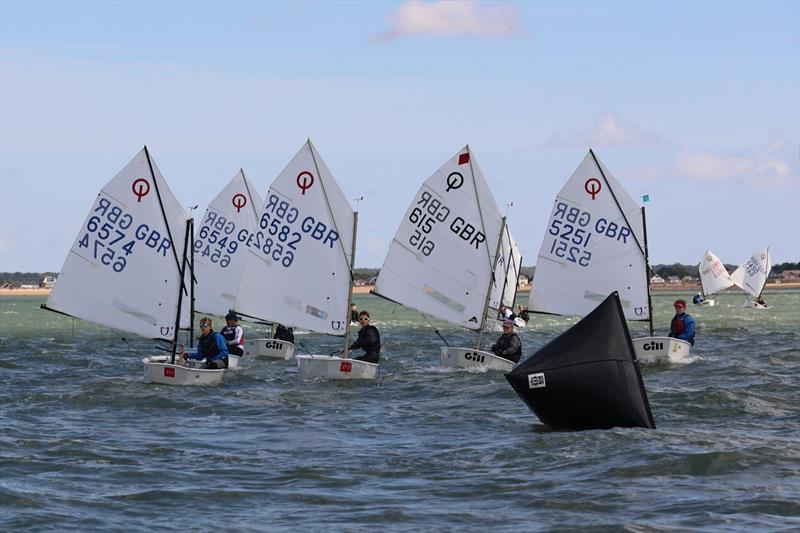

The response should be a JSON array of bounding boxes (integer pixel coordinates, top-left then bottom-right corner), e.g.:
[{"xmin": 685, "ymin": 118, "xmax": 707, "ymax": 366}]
[{"xmin": 1, "ymin": 0, "xmax": 798, "ymax": 272}]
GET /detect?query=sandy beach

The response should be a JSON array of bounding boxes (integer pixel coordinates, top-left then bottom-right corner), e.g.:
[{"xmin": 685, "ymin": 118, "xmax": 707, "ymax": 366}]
[{"xmin": 3, "ymin": 282, "xmax": 798, "ymax": 298}]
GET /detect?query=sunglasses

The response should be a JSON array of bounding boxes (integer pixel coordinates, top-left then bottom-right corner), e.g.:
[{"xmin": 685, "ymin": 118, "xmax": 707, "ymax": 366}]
[
  {"xmin": 200, "ymin": 323, "xmax": 211, "ymax": 329},
  {"xmin": 359, "ymin": 317, "xmax": 369, "ymax": 321}
]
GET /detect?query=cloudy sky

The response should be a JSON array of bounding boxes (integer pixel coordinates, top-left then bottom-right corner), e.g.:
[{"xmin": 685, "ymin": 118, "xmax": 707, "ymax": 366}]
[{"xmin": 1, "ymin": 0, "xmax": 798, "ymax": 272}]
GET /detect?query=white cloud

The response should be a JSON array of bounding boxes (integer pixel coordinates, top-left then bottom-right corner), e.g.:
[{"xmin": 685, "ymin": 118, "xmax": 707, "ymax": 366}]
[
  {"xmin": 675, "ymin": 145, "xmax": 796, "ymax": 187},
  {"xmin": 374, "ymin": 0, "xmax": 526, "ymax": 41},
  {"xmin": 544, "ymin": 115, "xmax": 664, "ymax": 148}
]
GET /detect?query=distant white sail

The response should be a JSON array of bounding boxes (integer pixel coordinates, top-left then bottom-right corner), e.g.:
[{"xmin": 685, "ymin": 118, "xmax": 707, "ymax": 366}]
[
  {"xmin": 374, "ymin": 146, "xmax": 503, "ymax": 330},
  {"xmin": 529, "ymin": 150, "xmax": 649, "ymax": 321},
  {"xmin": 698, "ymin": 249, "xmax": 734, "ymax": 297},
  {"xmin": 730, "ymin": 247, "xmax": 771, "ymax": 298},
  {"xmin": 234, "ymin": 141, "xmax": 354, "ymax": 335},
  {"xmin": 46, "ymin": 147, "xmax": 190, "ymax": 340},
  {"xmin": 194, "ymin": 169, "xmax": 263, "ymax": 317},
  {"xmin": 490, "ymin": 224, "xmax": 522, "ymax": 310}
]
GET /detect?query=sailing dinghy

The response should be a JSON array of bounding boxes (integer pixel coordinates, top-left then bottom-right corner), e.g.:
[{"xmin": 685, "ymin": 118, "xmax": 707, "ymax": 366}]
[
  {"xmin": 43, "ymin": 147, "xmax": 225, "ymax": 385},
  {"xmin": 730, "ymin": 247, "xmax": 772, "ymax": 308},
  {"xmin": 192, "ymin": 169, "xmax": 293, "ymax": 360},
  {"xmin": 696, "ymin": 249, "xmax": 733, "ymax": 306},
  {"xmin": 486, "ymin": 224, "xmax": 525, "ymax": 332},
  {"xmin": 373, "ymin": 146, "xmax": 517, "ymax": 372},
  {"xmin": 506, "ymin": 292, "xmax": 656, "ymax": 431},
  {"xmin": 234, "ymin": 140, "xmax": 375, "ymax": 379},
  {"xmin": 528, "ymin": 149, "xmax": 691, "ymax": 365}
]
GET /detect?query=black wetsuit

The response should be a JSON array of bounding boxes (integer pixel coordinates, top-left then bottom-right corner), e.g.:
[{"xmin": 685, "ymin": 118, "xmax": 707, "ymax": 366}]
[
  {"xmin": 273, "ymin": 325, "xmax": 295, "ymax": 344},
  {"xmin": 490, "ymin": 332, "xmax": 522, "ymax": 363},
  {"xmin": 350, "ymin": 324, "xmax": 380, "ymax": 364}
]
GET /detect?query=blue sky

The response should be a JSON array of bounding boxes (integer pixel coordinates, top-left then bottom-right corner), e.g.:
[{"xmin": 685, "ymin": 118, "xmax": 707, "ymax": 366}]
[{"xmin": 1, "ymin": 0, "xmax": 798, "ymax": 272}]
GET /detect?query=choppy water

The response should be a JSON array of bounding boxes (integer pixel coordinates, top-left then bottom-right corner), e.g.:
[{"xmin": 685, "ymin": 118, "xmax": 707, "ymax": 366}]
[{"xmin": 2, "ymin": 290, "xmax": 799, "ymax": 531}]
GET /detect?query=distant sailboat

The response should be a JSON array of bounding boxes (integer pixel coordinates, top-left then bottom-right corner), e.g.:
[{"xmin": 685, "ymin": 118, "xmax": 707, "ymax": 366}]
[
  {"xmin": 43, "ymin": 147, "xmax": 224, "ymax": 385},
  {"xmin": 374, "ymin": 146, "xmax": 518, "ymax": 372},
  {"xmin": 731, "ymin": 247, "xmax": 772, "ymax": 308},
  {"xmin": 696, "ymin": 249, "xmax": 734, "ymax": 306},
  {"xmin": 528, "ymin": 149, "xmax": 691, "ymax": 364},
  {"xmin": 487, "ymin": 224, "xmax": 525, "ymax": 331},
  {"xmin": 506, "ymin": 292, "xmax": 656, "ymax": 430},
  {"xmin": 234, "ymin": 140, "xmax": 375, "ymax": 379}
]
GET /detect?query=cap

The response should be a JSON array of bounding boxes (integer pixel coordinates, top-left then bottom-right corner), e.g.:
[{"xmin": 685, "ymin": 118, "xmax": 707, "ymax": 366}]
[
  {"xmin": 673, "ymin": 300, "xmax": 686, "ymax": 307},
  {"xmin": 225, "ymin": 312, "xmax": 239, "ymax": 321},
  {"xmin": 502, "ymin": 319, "xmax": 515, "ymax": 327}
]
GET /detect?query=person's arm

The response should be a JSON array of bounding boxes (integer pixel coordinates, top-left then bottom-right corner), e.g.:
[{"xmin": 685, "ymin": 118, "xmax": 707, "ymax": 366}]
[
  {"xmin": 679, "ymin": 316, "xmax": 696, "ymax": 340},
  {"xmin": 505, "ymin": 334, "xmax": 522, "ymax": 356},
  {"xmin": 232, "ymin": 326, "xmax": 243, "ymax": 346},
  {"xmin": 350, "ymin": 331, "xmax": 363, "ymax": 350},
  {"xmin": 214, "ymin": 334, "xmax": 229, "ymax": 358}
]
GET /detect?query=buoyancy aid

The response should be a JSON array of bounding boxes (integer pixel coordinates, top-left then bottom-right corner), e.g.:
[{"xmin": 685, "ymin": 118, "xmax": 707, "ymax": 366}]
[
  {"xmin": 670, "ymin": 314, "xmax": 687, "ymax": 336},
  {"xmin": 221, "ymin": 325, "xmax": 243, "ymax": 346},
  {"xmin": 199, "ymin": 332, "xmax": 223, "ymax": 361}
]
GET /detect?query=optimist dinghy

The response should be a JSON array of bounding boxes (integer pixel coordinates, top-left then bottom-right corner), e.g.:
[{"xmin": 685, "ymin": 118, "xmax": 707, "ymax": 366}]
[
  {"xmin": 234, "ymin": 140, "xmax": 376, "ymax": 379},
  {"xmin": 527, "ymin": 149, "xmax": 691, "ymax": 364},
  {"xmin": 43, "ymin": 147, "xmax": 225, "ymax": 385},
  {"xmin": 730, "ymin": 247, "xmax": 772, "ymax": 309},
  {"xmin": 696, "ymin": 250, "xmax": 734, "ymax": 306},
  {"xmin": 373, "ymin": 146, "xmax": 520, "ymax": 372}
]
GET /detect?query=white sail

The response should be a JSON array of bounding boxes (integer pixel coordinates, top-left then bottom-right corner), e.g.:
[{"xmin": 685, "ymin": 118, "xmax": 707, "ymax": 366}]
[
  {"xmin": 46, "ymin": 147, "xmax": 191, "ymax": 340},
  {"xmin": 234, "ymin": 140, "xmax": 354, "ymax": 335},
  {"xmin": 490, "ymin": 224, "xmax": 522, "ymax": 310},
  {"xmin": 529, "ymin": 150, "xmax": 649, "ymax": 321},
  {"xmin": 698, "ymin": 249, "xmax": 734, "ymax": 296},
  {"xmin": 374, "ymin": 146, "xmax": 503, "ymax": 330},
  {"xmin": 730, "ymin": 247, "xmax": 771, "ymax": 297},
  {"xmin": 194, "ymin": 169, "xmax": 263, "ymax": 317}
]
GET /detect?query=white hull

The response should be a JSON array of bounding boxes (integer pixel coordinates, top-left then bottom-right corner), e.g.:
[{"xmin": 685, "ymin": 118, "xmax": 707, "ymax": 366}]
[
  {"xmin": 632, "ymin": 336, "xmax": 692, "ymax": 364},
  {"xmin": 698, "ymin": 299, "xmax": 715, "ymax": 307},
  {"xmin": 440, "ymin": 346, "xmax": 515, "ymax": 372},
  {"xmin": 243, "ymin": 338, "xmax": 295, "ymax": 360},
  {"xmin": 296, "ymin": 354, "xmax": 379, "ymax": 380},
  {"xmin": 142, "ymin": 355, "xmax": 225, "ymax": 386},
  {"xmin": 744, "ymin": 300, "xmax": 769, "ymax": 309}
]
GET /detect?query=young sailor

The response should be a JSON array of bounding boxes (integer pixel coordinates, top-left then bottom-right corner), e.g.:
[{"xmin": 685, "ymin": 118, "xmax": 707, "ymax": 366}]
[
  {"xmin": 668, "ymin": 300, "xmax": 696, "ymax": 346},
  {"xmin": 273, "ymin": 324, "xmax": 295, "ymax": 344},
  {"xmin": 490, "ymin": 319, "xmax": 522, "ymax": 363},
  {"xmin": 179, "ymin": 317, "xmax": 229, "ymax": 369},
  {"xmin": 349, "ymin": 311, "xmax": 380, "ymax": 364},
  {"xmin": 220, "ymin": 312, "xmax": 244, "ymax": 356}
]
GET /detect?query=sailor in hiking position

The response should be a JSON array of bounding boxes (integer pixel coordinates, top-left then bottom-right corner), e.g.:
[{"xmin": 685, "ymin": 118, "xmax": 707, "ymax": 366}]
[
  {"xmin": 668, "ymin": 300, "xmax": 696, "ymax": 346},
  {"xmin": 490, "ymin": 319, "xmax": 522, "ymax": 363},
  {"xmin": 221, "ymin": 312, "xmax": 244, "ymax": 356},
  {"xmin": 349, "ymin": 311, "xmax": 380, "ymax": 364},
  {"xmin": 180, "ymin": 317, "xmax": 229, "ymax": 369},
  {"xmin": 273, "ymin": 324, "xmax": 295, "ymax": 343}
]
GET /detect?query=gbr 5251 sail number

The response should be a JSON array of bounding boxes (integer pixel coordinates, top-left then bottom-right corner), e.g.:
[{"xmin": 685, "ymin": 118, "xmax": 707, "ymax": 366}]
[{"xmin": 545, "ymin": 200, "xmax": 632, "ymax": 268}]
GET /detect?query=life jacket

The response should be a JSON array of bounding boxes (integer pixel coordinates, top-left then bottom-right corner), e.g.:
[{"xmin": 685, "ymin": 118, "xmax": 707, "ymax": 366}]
[
  {"xmin": 198, "ymin": 332, "xmax": 223, "ymax": 361},
  {"xmin": 495, "ymin": 332, "xmax": 522, "ymax": 362},
  {"xmin": 221, "ymin": 325, "xmax": 243, "ymax": 346},
  {"xmin": 356, "ymin": 325, "xmax": 381, "ymax": 354}
]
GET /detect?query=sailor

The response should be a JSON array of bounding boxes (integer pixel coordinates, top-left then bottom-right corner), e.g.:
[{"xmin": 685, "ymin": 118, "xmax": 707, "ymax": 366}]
[
  {"xmin": 756, "ymin": 296, "xmax": 768, "ymax": 307},
  {"xmin": 501, "ymin": 305, "xmax": 517, "ymax": 321},
  {"xmin": 179, "ymin": 317, "xmax": 229, "ymax": 369},
  {"xmin": 490, "ymin": 319, "xmax": 522, "ymax": 363},
  {"xmin": 273, "ymin": 323, "xmax": 295, "ymax": 344},
  {"xmin": 517, "ymin": 304, "xmax": 530, "ymax": 322},
  {"xmin": 693, "ymin": 293, "xmax": 704, "ymax": 305},
  {"xmin": 349, "ymin": 311, "xmax": 380, "ymax": 364},
  {"xmin": 668, "ymin": 300, "xmax": 696, "ymax": 346},
  {"xmin": 220, "ymin": 311, "xmax": 244, "ymax": 356},
  {"xmin": 350, "ymin": 303, "xmax": 359, "ymax": 325}
]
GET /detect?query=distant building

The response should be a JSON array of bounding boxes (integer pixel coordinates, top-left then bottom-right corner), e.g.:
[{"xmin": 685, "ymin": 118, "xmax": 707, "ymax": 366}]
[
  {"xmin": 1, "ymin": 282, "xmax": 15, "ymax": 290},
  {"xmin": 778, "ymin": 270, "xmax": 800, "ymax": 281},
  {"xmin": 41, "ymin": 276, "xmax": 56, "ymax": 288},
  {"xmin": 666, "ymin": 276, "xmax": 681, "ymax": 284},
  {"xmin": 681, "ymin": 275, "xmax": 696, "ymax": 283},
  {"xmin": 650, "ymin": 274, "xmax": 665, "ymax": 284},
  {"xmin": 518, "ymin": 275, "xmax": 530, "ymax": 287}
]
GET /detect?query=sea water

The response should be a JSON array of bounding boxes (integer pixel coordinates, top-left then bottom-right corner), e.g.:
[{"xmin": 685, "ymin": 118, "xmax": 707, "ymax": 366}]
[{"xmin": 1, "ymin": 290, "xmax": 798, "ymax": 531}]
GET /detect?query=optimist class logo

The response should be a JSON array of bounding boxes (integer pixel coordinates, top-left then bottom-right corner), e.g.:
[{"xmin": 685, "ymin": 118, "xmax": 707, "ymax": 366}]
[{"xmin": 132, "ymin": 178, "xmax": 151, "ymax": 202}]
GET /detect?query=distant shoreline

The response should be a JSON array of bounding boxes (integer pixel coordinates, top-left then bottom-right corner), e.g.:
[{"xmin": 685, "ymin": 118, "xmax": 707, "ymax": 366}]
[{"xmin": 4, "ymin": 282, "xmax": 799, "ymax": 298}]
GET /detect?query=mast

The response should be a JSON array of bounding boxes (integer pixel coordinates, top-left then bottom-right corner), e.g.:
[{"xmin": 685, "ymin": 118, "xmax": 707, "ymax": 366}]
[
  {"xmin": 342, "ymin": 211, "xmax": 358, "ymax": 357},
  {"xmin": 641, "ymin": 206, "xmax": 654, "ymax": 336},
  {"xmin": 477, "ymin": 216, "xmax": 507, "ymax": 349},
  {"xmin": 189, "ymin": 217, "xmax": 196, "ymax": 347},
  {"xmin": 171, "ymin": 218, "xmax": 192, "ymax": 364}
]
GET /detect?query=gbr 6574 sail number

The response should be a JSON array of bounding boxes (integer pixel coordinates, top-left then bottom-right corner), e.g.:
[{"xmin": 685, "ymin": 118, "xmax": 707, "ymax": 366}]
[{"xmin": 74, "ymin": 196, "xmax": 172, "ymax": 274}]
